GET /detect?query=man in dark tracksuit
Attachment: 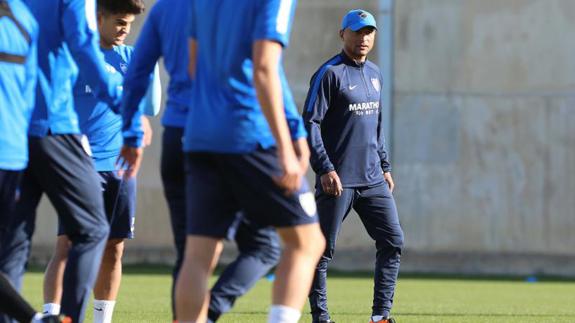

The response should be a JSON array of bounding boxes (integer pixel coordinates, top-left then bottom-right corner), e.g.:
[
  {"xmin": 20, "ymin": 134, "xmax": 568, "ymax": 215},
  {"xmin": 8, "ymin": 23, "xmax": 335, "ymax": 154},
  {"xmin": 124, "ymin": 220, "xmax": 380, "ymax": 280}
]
[{"xmin": 303, "ymin": 9, "xmax": 404, "ymax": 323}]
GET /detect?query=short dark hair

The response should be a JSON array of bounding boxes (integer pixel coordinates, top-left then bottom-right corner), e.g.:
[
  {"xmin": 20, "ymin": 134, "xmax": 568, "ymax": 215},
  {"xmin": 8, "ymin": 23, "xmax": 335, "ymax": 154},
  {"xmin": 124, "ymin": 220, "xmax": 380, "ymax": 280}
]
[{"xmin": 97, "ymin": 0, "xmax": 145, "ymax": 15}]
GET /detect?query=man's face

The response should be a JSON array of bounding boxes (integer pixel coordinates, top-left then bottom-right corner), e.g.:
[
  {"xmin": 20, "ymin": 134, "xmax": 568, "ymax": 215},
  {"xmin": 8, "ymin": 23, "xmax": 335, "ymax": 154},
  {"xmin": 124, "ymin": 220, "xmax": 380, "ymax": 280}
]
[
  {"xmin": 340, "ymin": 26, "xmax": 376, "ymax": 59},
  {"xmin": 97, "ymin": 12, "xmax": 135, "ymax": 47}
]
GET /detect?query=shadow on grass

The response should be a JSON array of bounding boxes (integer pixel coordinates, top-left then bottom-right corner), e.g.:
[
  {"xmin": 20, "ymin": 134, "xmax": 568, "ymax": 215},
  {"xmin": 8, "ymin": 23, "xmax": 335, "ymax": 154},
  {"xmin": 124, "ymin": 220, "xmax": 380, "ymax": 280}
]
[
  {"xmin": 26, "ymin": 264, "xmax": 575, "ymax": 282},
  {"xmin": 203, "ymin": 311, "xmax": 575, "ymax": 318}
]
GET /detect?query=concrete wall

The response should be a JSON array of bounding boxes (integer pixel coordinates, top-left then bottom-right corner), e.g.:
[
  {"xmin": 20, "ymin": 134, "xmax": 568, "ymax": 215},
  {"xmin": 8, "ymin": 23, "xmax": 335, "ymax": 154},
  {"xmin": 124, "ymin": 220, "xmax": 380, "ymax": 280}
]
[
  {"xmin": 29, "ymin": 0, "xmax": 575, "ymax": 276},
  {"xmin": 392, "ymin": 0, "xmax": 575, "ymax": 275}
]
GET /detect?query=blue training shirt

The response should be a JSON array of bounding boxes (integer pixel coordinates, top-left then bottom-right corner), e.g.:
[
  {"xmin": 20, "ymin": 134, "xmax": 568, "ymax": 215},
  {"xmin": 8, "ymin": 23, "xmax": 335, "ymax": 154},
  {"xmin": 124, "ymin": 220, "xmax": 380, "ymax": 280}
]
[
  {"xmin": 184, "ymin": 0, "xmax": 306, "ymax": 153},
  {"xmin": 75, "ymin": 45, "xmax": 161, "ymax": 171},
  {"xmin": 23, "ymin": 0, "xmax": 122, "ymax": 137},
  {"xmin": 303, "ymin": 52, "xmax": 391, "ymax": 188},
  {"xmin": 122, "ymin": 0, "xmax": 193, "ymax": 137},
  {"xmin": 0, "ymin": 0, "xmax": 37, "ymax": 170}
]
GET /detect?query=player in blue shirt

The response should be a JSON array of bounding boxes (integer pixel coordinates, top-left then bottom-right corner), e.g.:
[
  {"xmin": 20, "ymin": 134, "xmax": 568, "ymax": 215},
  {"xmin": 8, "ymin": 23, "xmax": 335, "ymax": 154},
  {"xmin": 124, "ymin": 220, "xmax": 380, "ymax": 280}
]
[
  {"xmin": 40, "ymin": 1, "xmax": 160, "ymax": 323},
  {"xmin": 302, "ymin": 10, "xmax": 404, "ymax": 323},
  {"xmin": 0, "ymin": 1, "xmax": 60, "ymax": 322},
  {"xmin": 144, "ymin": 1, "xmax": 326, "ymax": 322},
  {"xmin": 120, "ymin": 1, "xmax": 282, "ymax": 321},
  {"xmin": 0, "ymin": 0, "xmax": 125, "ymax": 321}
]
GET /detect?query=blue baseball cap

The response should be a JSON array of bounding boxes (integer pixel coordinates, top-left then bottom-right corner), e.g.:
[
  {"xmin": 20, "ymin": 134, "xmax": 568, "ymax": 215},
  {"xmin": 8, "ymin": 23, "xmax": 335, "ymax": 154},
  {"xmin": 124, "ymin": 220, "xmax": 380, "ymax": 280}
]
[{"xmin": 341, "ymin": 9, "xmax": 377, "ymax": 31}]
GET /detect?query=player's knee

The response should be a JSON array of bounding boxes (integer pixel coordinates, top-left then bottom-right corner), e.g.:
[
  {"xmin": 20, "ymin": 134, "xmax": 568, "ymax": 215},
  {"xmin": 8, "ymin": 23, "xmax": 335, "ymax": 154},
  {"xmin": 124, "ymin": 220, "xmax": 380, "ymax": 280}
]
[
  {"xmin": 393, "ymin": 228, "xmax": 405, "ymax": 249},
  {"xmin": 103, "ymin": 239, "xmax": 124, "ymax": 263},
  {"xmin": 376, "ymin": 231, "xmax": 404, "ymax": 252},
  {"xmin": 308, "ymin": 227, "xmax": 326, "ymax": 258}
]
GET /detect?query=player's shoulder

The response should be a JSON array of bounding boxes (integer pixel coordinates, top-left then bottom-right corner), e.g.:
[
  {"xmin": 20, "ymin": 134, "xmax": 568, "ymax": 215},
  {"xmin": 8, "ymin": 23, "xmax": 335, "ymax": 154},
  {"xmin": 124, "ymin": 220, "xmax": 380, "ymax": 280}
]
[
  {"xmin": 149, "ymin": 0, "xmax": 171, "ymax": 15},
  {"xmin": 313, "ymin": 53, "xmax": 345, "ymax": 80},
  {"xmin": 365, "ymin": 60, "xmax": 381, "ymax": 74}
]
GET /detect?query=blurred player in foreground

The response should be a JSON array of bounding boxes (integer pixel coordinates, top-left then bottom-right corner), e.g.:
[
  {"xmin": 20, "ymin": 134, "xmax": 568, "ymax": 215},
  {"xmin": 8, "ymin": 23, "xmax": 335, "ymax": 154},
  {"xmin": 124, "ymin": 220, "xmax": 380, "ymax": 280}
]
[
  {"xmin": 168, "ymin": 1, "xmax": 325, "ymax": 322},
  {"xmin": 119, "ymin": 0, "xmax": 281, "ymax": 321},
  {"xmin": 0, "ymin": 0, "xmax": 126, "ymax": 321}
]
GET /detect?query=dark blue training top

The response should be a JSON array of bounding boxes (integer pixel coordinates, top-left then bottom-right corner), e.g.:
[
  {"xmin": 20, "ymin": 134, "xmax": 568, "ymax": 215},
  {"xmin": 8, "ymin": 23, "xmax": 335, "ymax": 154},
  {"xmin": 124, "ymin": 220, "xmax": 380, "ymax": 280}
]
[{"xmin": 303, "ymin": 52, "xmax": 391, "ymax": 188}]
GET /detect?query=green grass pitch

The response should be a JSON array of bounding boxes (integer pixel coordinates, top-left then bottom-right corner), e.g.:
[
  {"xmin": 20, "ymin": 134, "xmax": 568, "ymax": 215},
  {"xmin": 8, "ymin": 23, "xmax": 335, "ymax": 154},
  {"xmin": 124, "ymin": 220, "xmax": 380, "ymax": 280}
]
[{"xmin": 19, "ymin": 267, "xmax": 575, "ymax": 322}]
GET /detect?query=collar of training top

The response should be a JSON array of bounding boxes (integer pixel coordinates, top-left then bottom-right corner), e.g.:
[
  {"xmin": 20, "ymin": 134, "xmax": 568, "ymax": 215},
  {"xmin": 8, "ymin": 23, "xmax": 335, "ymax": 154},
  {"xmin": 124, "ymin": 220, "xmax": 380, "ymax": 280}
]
[{"xmin": 339, "ymin": 50, "xmax": 368, "ymax": 68}]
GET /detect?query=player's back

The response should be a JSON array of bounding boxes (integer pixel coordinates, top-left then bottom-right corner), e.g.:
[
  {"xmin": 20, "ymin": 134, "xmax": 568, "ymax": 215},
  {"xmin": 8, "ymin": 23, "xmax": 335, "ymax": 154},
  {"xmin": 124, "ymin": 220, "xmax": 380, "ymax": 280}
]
[
  {"xmin": 147, "ymin": 0, "xmax": 192, "ymax": 126},
  {"xmin": 185, "ymin": 0, "xmax": 297, "ymax": 153},
  {"xmin": 0, "ymin": 0, "xmax": 37, "ymax": 170}
]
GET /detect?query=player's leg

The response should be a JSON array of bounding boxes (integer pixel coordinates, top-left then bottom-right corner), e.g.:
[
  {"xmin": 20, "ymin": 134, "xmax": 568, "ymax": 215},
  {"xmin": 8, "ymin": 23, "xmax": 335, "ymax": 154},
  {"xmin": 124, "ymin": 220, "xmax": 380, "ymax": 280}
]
[
  {"xmin": 176, "ymin": 236, "xmax": 223, "ymax": 322},
  {"xmin": 221, "ymin": 149, "xmax": 325, "ymax": 323},
  {"xmin": 308, "ymin": 189, "xmax": 354, "ymax": 323},
  {"xmin": 0, "ymin": 169, "xmax": 22, "ymax": 233},
  {"xmin": 92, "ymin": 172, "xmax": 136, "ymax": 323},
  {"xmin": 208, "ymin": 217, "xmax": 281, "ymax": 322},
  {"xmin": 160, "ymin": 126, "xmax": 187, "ymax": 320},
  {"xmin": 0, "ymin": 171, "xmax": 39, "ymax": 323},
  {"xmin": 42, "ymin": 235, "xmax": 71, "ymax": 315},
  {"xmin": 175, "ymin": 153, "xmax": 239, "ymax": 322},
  {"xmin": 272, "ymin": 223, "xmax": 325, "ymax": 320},
  {"xmin": 0, "ymin": 273, "xmax": 43, "ymax": 323},
  {"xmin": 35, "ymin": 134, "xmax": 109, "ymax": 322},
  {"xmin": 354, "ymin": 184, "xmax": 403, "ymax": 322},
  {"xmin": 0, "ymin": 156, "xmax": 43, "ymax": 323},
  {"xmin": 92, "ymin": 238, "xmax": 124, "ymax": 323}
]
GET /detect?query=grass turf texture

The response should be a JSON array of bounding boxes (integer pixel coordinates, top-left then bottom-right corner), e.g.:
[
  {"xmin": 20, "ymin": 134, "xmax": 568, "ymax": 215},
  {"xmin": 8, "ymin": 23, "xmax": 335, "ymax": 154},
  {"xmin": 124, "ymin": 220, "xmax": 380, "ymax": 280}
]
[{"xmin": 19, "ymin": 266, "xmax": 575, "ymax": 322}]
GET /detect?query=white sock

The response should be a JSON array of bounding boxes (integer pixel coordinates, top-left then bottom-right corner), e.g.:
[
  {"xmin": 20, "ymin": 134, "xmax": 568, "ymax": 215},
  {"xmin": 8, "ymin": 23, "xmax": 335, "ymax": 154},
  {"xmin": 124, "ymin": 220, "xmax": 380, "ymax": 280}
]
[
  {"xmin": 267, "ymin": 305, "xmax": 301, "ymax": 323},
  {"xmin": 93, "ymin": 300, "xmax": 116, "ymax": 323},
  {"xmin": 371, "ymin": 315, "xmax": 384, "ymax": 322},
  {"xmin": 30, "ymin": 313, "xmax": 44, "ymax": 323},
  {"xmin": 42, "ymin": 303, "xmax": 60, "ymax": 315}
]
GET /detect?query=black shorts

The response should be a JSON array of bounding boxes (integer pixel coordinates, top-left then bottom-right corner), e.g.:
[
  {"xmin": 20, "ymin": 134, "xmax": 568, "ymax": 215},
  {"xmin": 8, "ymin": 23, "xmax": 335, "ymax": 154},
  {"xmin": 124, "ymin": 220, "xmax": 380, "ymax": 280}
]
[
  {"xmin": 58, "ymin": 171, "xmax": 136, "ymax": 239},
  {"xmin": 185, "ymin": 147, "xmax": 318, "ymax": 238}
]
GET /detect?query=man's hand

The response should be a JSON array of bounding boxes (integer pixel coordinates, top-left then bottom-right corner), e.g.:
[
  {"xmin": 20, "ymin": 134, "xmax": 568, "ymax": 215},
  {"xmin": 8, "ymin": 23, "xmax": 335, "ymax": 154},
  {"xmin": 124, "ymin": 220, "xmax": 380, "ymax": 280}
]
[
  {"xmin": 141, "ymin": 116, "xmax": 153, "ymax": 147},
  {"xmin": 116, "ymin": 146, "xmax": 143, "ymax": 179},
  {"xmin": 384, "ymin": 171, "xmax": 395, "ymax": 192},
  {"xmin": 320, "ymin": 171, "xmax": 343, "ymax": 197},
  {"xmin": 292, "ymin": 137, "xmax": 310, "ymax": 173},
  {"xmin": 274, "ymin": 146, "xmax": 304, "ymax": 195}
]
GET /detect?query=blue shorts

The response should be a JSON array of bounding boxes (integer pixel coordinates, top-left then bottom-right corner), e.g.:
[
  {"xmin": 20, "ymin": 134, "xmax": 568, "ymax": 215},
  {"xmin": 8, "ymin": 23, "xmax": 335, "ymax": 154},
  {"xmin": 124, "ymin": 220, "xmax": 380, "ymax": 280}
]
[
  {"xmin": 58, "ymin": 171, "xmax": 136, "ymax": 239},
  {"xmin": 184, "ymin": 147, "xmax": 318, "ymax": 238}
]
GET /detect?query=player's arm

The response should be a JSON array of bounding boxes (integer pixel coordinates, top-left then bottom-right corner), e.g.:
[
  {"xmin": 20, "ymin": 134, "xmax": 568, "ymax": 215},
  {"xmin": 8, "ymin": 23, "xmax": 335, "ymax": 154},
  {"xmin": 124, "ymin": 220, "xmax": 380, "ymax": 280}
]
[
  {"xmin": 302, "ymin": 70, "xmax": 343, "ymax": 196},
  {"xmin": 253, "ymin": 40, "xmax": 302, "ymax": 194},
  {"xmin": 61, "ymin": 0, "xmax": 121, "ymax": 110},
  {"xmin": 119, "ymin": 7, "xmax": 163, "ymax": 177},
  {"xmin": 302, "ymin": 70, "xmax": 335, "ymax": 176},
  {"xmin": 376, "ymin": 74, "xmax": 394, "ymax": 191},
  {"xmin": 24, "ymin": 19, "xmax": 38, "ymax": 114},
  {"xmin": 121, "ymin": 9, "xmax": 162, "ymax": 147}
]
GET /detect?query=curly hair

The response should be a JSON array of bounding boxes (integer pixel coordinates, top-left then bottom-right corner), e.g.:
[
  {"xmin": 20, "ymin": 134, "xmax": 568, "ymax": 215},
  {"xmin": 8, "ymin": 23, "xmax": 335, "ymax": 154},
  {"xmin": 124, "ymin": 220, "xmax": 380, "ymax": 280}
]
[{"xmin": 97, "ymin": 0, "xmax": 145, "ymax": 15}]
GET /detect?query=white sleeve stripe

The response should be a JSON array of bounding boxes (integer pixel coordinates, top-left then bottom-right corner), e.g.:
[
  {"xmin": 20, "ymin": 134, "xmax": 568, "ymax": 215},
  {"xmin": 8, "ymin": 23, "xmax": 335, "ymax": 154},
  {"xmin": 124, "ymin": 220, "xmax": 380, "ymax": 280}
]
[
  {"xmin": 85, "ymin": 0, "xmax": 97, "ymax": 31},
  {"xmin": 275, "ymin": 0, "xmax": 292, "ymax": 35}
]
